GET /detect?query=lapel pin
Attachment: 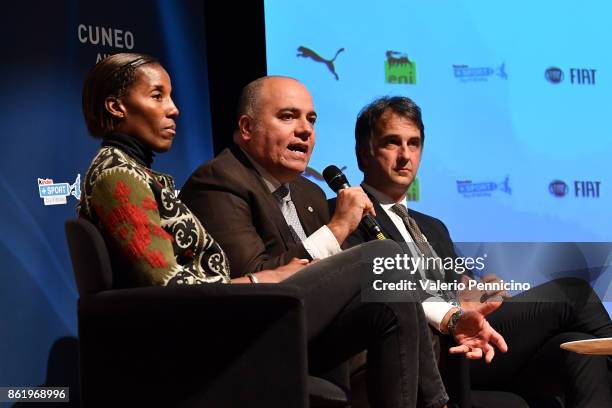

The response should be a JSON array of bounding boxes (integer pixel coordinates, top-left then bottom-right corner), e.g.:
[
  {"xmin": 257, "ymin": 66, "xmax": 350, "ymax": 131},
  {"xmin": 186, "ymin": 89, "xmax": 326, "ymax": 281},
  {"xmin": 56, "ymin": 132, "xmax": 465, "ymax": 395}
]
[{"xmin": 307, "ymin": 206, "xmax": 314, "ymax": 213}]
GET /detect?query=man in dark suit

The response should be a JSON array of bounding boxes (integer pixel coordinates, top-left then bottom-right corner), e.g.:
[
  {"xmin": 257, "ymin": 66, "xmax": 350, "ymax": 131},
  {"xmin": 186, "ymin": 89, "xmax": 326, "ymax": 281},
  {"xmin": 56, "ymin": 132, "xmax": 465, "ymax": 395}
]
[
  {"xmin": 346, "ymin": 95, "xmax": 612, "ymax": 407},
  {"xmin": 180, "ymin": 76, "xmax": 375, "ymax": 277},
  {"xmin": 180, "ymin": 75, "xmax": 521, "ymax": 407},
  {"xmin": 180, "ymin": 76, "xmax": 456, "ymax": 407}
]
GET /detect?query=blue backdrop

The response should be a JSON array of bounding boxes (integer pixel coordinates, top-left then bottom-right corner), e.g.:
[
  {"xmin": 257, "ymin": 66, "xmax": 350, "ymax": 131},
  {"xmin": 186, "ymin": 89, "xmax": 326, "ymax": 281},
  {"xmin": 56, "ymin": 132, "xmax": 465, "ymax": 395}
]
[
  {"xmin": 0, "ymin": 0, "xmax": 213, "ymax": 397},
  {"xmin": 264, "ymin": 0, "xmax": 612, "ymax": 308},
  {"xmin": 265, "ymin": 0, "xmax": 610, "ymax": 242}
]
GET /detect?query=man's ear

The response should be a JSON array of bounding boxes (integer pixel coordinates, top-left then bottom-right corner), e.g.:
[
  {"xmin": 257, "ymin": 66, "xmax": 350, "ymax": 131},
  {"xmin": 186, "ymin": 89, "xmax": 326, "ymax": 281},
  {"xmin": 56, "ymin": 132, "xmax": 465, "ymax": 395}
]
[
  {"xmin": 357, "ymin": 145, "xmax": 370, "ymax": 168},
  {"xmin": 237, "ymin": 114, "xmax": 254, "ymax": 142},
  {"xmin": 104, "ymin": 96, "xmax": 125, "ymax": 120}
]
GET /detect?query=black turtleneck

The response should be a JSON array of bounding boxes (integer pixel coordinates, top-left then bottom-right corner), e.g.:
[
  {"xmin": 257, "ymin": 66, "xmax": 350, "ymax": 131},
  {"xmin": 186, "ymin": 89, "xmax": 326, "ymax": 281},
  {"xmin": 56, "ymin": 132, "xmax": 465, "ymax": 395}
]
[{"xmin": 101, "ymin": 133, "xmax": 155, "ymax": 168}]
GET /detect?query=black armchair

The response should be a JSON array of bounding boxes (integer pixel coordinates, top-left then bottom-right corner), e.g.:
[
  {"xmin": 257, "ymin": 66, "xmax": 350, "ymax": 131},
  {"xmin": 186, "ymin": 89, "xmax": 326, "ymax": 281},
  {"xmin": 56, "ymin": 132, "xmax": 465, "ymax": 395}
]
[
  {"xmin": 349, "ymin": 336, "xmax": 529, "ymax": 408},
  {"xmin": 65, "ymin": 218, "xmax": 347, "ymax": 407},
  {"xmin": 438, "ymin": 337, "xmax": 530, "ymax": 408}
]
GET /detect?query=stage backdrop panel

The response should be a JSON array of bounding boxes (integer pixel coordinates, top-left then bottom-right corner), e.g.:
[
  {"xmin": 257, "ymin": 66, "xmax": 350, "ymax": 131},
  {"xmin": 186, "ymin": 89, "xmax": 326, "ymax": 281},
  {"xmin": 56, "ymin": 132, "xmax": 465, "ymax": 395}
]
[
  {"xmin": 0, "ymin": 0, "xmax": 213, "ymax": 396},
  {"xmin": 264, "ymin": 0, "xmax": 612, "ymax": 310},
  {"xmin": 265, "ymin": 0, "xmax": 610, "ymax": 242}
]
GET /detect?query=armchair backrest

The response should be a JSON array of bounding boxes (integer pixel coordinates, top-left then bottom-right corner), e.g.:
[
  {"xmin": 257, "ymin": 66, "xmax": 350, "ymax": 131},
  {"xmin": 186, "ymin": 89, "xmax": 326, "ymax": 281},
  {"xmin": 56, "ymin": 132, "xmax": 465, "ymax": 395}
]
[{"xmin": 65, "ymin": 218, "xmax": 112, "ymax": 295}]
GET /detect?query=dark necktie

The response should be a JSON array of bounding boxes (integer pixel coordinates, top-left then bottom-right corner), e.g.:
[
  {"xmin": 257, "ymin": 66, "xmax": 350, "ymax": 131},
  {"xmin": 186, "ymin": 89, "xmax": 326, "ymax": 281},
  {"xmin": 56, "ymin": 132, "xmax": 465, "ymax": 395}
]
[
  {"xmin": 391, "ymin": 203, "xmax": 435, "ymax": 260},
  {"xmin": 390, "ymin": 203, "xmax": 458, "ymax": 304},
  {"xmin": 274, "ymin": 184, "xmax": 308, "ymax": 244},
  {"xmin": 391, "ymin": 204, "xmax": 433, "ymax": 258}
]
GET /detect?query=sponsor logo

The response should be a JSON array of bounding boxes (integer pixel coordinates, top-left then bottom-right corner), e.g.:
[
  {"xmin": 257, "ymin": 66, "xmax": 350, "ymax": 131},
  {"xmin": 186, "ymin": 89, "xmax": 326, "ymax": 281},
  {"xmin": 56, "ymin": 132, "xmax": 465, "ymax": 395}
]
[
  {"xmin": 545, "ymin": 67, "xmax": 597, "ymax": 85},
  {"xmin": 574, "ymin": 180, "xmax": 601, "ymax": 197},
  {"xmin": 38, "ymin": 174, "xmax": 81, "ymax": 206},
  {"xmin": 453, "ymin": 63, "xmax": 507, "ymax": 82},
  {"xmin": 406, "ymin": 178, "xmax": 420, "ymax": 201},
  {"xmin": 549, "ymin": 180, "xmax": 568, "ymax": 197},
  {"xmin": 548, "ymin": 180, "xmax": 601, "ymax": 198},
  {"xmin": 385, "ymin": 50, "xmax": 416, "ymax": 84},
  {"xmin": 545, "ymin": 67, "xmax": 564, "ymax": 84},
  {"xmin": 297, "ymin": 46, "xmax": 345, "ymax": 80},
  {"xmin": 457, "ymin": 176, "xmax": 511, "ymax": 198},
  {"xmin": 569, "ymin": 68, "xmax": 597, "ymax": 84}
]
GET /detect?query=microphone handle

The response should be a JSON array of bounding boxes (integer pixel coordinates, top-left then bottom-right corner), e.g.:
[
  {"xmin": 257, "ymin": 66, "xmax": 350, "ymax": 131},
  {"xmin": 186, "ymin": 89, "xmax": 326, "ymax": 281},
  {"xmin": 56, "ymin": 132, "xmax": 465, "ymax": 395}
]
[
  {"xmin": 362, "ymin": 214, "xmax": 387, "ymax": 241},
  {"xmin": 331, "ymin": 177, "xmax": 386, "ymax": 240}
]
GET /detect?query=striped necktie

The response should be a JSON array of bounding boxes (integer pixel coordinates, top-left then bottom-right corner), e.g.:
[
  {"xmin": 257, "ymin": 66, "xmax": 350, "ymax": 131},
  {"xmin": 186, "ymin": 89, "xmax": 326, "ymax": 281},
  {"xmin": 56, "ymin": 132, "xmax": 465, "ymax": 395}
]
[
  {"xmin": 391, "ymin": 203, "xmax": 436, "ymax": 260},
  {"xmin": 390, "ymin": 203, "xmax": 458, "ymax": 304},
  {"xmin": 274, "ymin": 184, "xmax": 308, "ymax": 243}
]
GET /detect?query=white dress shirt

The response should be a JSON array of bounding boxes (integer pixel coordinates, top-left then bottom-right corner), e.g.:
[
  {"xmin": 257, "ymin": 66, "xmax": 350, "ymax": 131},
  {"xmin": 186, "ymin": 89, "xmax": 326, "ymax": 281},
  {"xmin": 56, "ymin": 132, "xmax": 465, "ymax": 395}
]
[
  {"xmin": 241, "ymin": 148, "xmax": 341, "ymax": 260},
  {"xmin": 362, "ymin": 183, "xmax": 455, "ymax": 331}
]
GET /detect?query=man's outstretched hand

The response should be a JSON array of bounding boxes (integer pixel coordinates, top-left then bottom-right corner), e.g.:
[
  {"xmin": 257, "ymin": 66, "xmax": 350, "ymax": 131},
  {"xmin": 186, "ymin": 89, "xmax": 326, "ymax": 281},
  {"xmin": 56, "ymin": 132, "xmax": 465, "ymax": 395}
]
[{"xmin": 448, "ymin": 301, "xmax": 508, "ymax": 363}]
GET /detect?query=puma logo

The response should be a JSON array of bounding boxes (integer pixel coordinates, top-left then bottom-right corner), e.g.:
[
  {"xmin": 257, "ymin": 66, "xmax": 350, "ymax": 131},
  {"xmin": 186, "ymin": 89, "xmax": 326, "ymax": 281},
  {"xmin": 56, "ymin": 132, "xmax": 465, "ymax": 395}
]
[
  {"xmin": 386, "ymin": 50, "xmax": 412, "ymax": 66},
  {"xmin": 297, "ymin": 46, "xmax": 345, "ymax": 80}
]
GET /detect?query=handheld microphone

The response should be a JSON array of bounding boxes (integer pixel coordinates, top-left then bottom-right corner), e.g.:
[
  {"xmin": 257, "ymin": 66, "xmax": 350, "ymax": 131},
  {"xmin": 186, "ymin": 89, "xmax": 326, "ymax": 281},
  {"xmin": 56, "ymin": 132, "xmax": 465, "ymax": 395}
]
[{"xmin": 323, "ymin": 165, "xmax": 386, "ymax": 241}]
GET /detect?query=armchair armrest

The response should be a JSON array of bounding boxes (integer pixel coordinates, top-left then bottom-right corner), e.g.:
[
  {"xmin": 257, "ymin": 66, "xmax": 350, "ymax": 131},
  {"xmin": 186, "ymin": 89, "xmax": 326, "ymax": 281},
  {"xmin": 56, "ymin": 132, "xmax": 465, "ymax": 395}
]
[
  {"xmin": 437, "ymin": 333, "xmax": 471, "ymax": 408},
  {"xmin": 78, "ymin": 284, "xmax": 308, "ymax": 408}
]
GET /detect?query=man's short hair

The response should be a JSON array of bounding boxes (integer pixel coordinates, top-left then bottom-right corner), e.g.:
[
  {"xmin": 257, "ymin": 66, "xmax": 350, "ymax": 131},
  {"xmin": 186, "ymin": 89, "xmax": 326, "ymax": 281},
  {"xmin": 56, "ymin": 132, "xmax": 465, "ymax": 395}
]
[
  {"xmin": 354, "ymin": 96, "xmax": 425, "ymax": 171},
  {"xmin": 236, "ymin": 77, "xmax": 267, "ymax": 120},
  {"xmin": 235, "ymin": 75, "xmax": 300, "ymax": 121}
]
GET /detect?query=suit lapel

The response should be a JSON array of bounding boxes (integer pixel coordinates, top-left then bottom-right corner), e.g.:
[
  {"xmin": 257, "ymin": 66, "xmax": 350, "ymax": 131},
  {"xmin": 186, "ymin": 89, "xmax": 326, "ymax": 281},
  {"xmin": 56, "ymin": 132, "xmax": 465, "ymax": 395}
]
[
  {"xmin": 362, "ymin": 187, "xmax": 406, "ymax": 243},
  {"xmin": 364, "ymin": 185, "xmax": 449, "ymax": 259},
  {"xmin": 372, "ymin": 200, "xmax": 405, "ymax": 242},
  {"xmin": 231, "ymin": 147, "xmax": 297, "ymax": 247}
]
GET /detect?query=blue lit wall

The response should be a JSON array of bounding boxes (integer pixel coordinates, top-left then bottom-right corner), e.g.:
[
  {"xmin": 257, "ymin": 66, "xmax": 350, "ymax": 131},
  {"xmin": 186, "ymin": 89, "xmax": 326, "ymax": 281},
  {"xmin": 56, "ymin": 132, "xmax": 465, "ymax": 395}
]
[
  {"xmin": 264, "ymin": 0, "xmax": 612, "ymax": 310},
  {"xmin": 264, "ymin": 0, "xmax": 610, "ymax": 243},
  {"xmin": 0, "ymin": 0, "xmax": 213, "ymax": 396}
]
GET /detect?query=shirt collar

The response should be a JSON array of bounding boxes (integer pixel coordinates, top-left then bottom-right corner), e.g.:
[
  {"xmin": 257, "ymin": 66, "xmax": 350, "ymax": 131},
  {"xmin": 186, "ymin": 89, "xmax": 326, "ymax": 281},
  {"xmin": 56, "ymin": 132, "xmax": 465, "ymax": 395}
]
[{"xmin": 239, "ymin": 146, "xmax": 282, "ymax": 193}]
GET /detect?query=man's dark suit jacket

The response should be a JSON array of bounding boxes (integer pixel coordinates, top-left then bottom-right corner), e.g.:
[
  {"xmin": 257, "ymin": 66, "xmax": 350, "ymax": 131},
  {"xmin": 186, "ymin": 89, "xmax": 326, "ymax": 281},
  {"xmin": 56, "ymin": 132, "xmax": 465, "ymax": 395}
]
[
  {"xmin": 179, "ymin": 146, "xmax": 331, "ymax": 278},
  {"xmin": 329, "ymin": 186, "xmax": 465, "ymax": 286}
]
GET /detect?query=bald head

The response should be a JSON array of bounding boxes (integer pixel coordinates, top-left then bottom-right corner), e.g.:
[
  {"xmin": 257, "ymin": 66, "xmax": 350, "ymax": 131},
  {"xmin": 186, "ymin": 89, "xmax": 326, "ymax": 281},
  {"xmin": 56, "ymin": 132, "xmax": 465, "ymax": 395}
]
[{"xmin": 237, "ymin": 76, "xmax": 303, "ymax": 120}]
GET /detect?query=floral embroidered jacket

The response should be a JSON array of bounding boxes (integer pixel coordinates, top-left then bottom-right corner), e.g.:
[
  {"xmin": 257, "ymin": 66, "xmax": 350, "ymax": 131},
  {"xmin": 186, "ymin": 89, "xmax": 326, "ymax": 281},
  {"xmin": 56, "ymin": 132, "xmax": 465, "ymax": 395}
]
[{"xmin": 79, "ymin": 143, "xmax": 230, "ymax": 287}]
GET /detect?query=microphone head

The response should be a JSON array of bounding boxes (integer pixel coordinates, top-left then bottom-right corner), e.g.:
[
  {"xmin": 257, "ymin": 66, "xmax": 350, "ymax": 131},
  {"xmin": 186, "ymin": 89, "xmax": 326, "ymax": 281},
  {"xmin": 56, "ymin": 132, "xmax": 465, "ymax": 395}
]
[{"xmin": 323, "ymin": 165, "xmax": 350, "ymax": 192}]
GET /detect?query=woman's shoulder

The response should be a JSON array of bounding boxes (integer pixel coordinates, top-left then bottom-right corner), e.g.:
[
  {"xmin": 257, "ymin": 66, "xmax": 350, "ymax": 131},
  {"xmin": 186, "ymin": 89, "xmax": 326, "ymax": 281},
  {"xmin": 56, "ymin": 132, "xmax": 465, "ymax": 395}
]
[
  {"xmin": 80, "ymin": 147, "xmax": 151, "ymax": 210},
  {"xmin": 86, "ymin": 146, "xmax": 151, "ymax": 185}
]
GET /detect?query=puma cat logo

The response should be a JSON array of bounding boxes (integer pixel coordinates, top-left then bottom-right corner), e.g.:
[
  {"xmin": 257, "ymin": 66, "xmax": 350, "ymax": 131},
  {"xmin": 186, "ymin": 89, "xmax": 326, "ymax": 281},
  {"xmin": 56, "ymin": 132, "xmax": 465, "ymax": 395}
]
[{"xmin": 297, "ymin": 46, "xmax": 345, "ymax": 80}]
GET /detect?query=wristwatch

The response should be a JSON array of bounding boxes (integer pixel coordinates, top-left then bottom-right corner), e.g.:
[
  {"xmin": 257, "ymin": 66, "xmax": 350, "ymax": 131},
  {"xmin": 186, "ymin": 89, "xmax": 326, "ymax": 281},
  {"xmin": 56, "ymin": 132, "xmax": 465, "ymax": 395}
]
[{"xmin": 447, "ymin": 308, "xmax": 465, "ymax": 337}]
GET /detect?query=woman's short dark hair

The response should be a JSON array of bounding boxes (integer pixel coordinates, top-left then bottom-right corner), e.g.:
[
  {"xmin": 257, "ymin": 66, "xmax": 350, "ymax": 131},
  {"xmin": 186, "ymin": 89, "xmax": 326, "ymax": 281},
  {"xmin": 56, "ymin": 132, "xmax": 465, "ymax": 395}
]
[
  {"xmin": 354, "ymin": 96, "xmax": 425, "ymax": 171},
  {"xmin": 82, "ymin": 53, "xmax": 159, "ymax": 138}
]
